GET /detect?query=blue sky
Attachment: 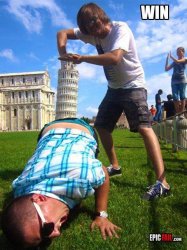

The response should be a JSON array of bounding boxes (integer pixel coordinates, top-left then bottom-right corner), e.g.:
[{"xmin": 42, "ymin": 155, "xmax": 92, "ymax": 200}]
[{"xmin": 0, "ymin": 0, "xmax": 187, "ymax": 118}]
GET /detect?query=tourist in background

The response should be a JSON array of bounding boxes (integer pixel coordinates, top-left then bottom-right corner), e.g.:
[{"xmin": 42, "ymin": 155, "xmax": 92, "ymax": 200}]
[
  {"xmin": 163, "ymin": 94, "xmax": 176, "ymax": 119},
  {"xmin": 154, "ymin": 89, "xmax": 163, "ymax": 122},
  {"xmin": 149, "ymin": 105, "xmax": 156, "ymax": 120},
  {"xmin": 165, "ymin": 47, "xmax": 187, "ymax": 119}
]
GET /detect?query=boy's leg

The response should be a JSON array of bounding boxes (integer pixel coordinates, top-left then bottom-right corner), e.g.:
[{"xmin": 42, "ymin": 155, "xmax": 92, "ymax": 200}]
[
  {"xmin": 96, "ymin": 127, "xmax": 119, "ymax": 168},
  {"xmin": 94, "ymin": 89, "xmax": 122, "ymax": 174},
  {"xmin": 139, "ymin": 126, "xmax": 170, "ymax": 200},
  {"xmin": 172, "ymin": 84, "xmax": 180, "ymax": 113},
  {"xmin": 179, "ymin": 83, "xmax": 186, "ymax": 113},
  {"xmin": 138, "ymin": 127, "xmax": 169, "ymax": 187},
  {"xmin": 122, "ymin": 88, "xmax": 170, "ymax": 199}
]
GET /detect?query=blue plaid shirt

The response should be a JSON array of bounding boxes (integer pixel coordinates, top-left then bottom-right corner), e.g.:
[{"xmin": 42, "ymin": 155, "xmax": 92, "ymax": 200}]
[{"xmin": 13, "ymin": 128, "xmax": 105, "ymax": 208}]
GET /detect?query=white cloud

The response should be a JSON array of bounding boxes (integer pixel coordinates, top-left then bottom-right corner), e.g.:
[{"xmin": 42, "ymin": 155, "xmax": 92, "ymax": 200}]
[
  {"xmin": 27, "ymin": 52, "xmax": 39, "ymax": 61},
  {"xmin": 0, "ymin": 49, "xmax": 18, "ymax": 62},
  {"xmin": 77, "ymin": 63, "xmax": 106, "ymax": 85},
  {"xmin": 86, "ymin": 106, "xmax": 98, "ymax": 115},
  {"xmin": 80, "ymin": 43, "xmax": 94, "ymax": 54},
  {"xmin": 146, "ymin": 72, "xmax": 173, "ymax": 107},
  {"xmin": 6, "ymin": 0, "xmax": 73, "ymax": 33},
  {"xmin": 78, "ymin": 96, "xmax": 87, "ymax": 104},
  {"xmin": 51, "ymin": 86, "xmax": 57, "ymax": 106},
  {"xmin": 171, "ymin": 0, "xmax": 187, "ymax": 16},
  {"xmin": 136, "ymin": 19, "xmax": 187, "ymax": 62},
  {"xmin": 43, "ymin": 56, "xmax": 60, "ymax": 89},
  {"xmin": 66, "ymin": 41, "xmax": 82, "ymax": 54},
  {"xmin": 66, "ymin": 40, "xmax": 96, "ymax": 56},
  {"xmin": 146, "ymin": 72, "xmax": 172, "ymax": 96},
  {"xmin": 77, "ymin": 64, "xmax": 98, "ymax": 79},
  {"xmin": 97, "ymin": 74, "xmax": 107, "ymax": 84},
  {"xmin": 135, "ymin": 0, "xmax": 187, "ymax": 63},
  {"xmin": 108, "ymin": 0, "xmax": 125, "ymax": 20}
]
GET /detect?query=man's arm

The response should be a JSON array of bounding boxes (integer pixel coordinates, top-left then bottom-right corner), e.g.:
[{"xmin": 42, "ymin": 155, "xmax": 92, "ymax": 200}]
[
  {"xmin": 91, "ymin": 167, "xmax": 121, "ymax": 240},
  {"xmin": 57, "ymin": 29, "xmax": 77, "ymax": 56},
  {"xmin": 165, "ymin": 53, "xmax": 173, "ymax": 71},
  {"xmin": 59, "ymin": 49, "xmax": 125, "ymax": 66},
  {"xmin": 57, "ymin": 28, "xmax": 125, "ymax": 66},
  {"xmin": 170, "ymin": 53, "xmax": 187, "ymax": 63},
  {"xmin": 94, "ymin": 167, "xmax": 109, "ymax": 212},
  {"xmin": 157, "ymin": 97, "xmax": 161, "ymax": 104}
]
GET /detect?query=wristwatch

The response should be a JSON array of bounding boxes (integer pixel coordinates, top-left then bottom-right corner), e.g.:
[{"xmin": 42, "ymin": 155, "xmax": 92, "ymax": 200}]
[{"xmin": 95, "ymin": 211, "xmax": 108, "ymax": 218}]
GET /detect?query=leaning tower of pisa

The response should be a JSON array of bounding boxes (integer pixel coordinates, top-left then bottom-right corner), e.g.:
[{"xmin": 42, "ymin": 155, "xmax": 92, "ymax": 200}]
[{"xmin": 55, "ymin": 61, "xmax": 79, "ymax": 119}]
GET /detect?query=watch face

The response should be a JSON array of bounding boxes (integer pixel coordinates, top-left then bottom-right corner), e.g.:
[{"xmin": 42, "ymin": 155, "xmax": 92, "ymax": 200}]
[{"xmin": 100, "ymin": 211, "xmax": 108, "ymax": 218}]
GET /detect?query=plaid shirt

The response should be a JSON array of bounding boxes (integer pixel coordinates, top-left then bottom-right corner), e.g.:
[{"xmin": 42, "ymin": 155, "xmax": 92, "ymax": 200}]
[{"xmin": 13, "ymin": 128, "xmax": 105, "ymax": 208}]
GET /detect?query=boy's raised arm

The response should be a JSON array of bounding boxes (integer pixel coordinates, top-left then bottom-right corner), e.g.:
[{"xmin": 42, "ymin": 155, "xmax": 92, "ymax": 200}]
[{"xmin": 57, "ymin": 29, "xmax": 77, "ymax": 56}]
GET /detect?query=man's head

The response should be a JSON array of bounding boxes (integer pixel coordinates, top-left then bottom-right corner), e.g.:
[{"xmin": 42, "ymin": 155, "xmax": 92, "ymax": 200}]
[
  {"xmin": 1, "ymin": 194, "xmax": 69, "ymax": 248},
  {"xmin": 177, "ymin": 47, "xmax": 185, "ymax": 58},
  {"xmin": 158, "ymin": 89, "xmax": 163, "ymax": 95},
  {"xmin": 167, "ymin": 94, "xmax": 173, "ymax": 101},
  {"xmin": 77, "ymin": 2, "xmax": 111, "ymax": 38}
]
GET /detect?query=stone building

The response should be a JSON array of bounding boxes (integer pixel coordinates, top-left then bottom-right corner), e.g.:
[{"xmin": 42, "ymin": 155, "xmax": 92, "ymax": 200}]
[
  {"xmin": 56, "ymin": 61, "xmax": 79, "ymax": 119},
  {"xmin": 0, "ymin": 71, "xmax": 55, "ymax": 131}
]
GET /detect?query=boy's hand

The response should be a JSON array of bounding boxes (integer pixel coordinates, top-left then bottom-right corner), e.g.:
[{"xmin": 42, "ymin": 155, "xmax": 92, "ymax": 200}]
[
  {"xmin": 58, "ymin": 53, "xmax": 82, "ymax": 64},
  {"xmin": 90, "ymin": 217, "xmax": 121, "ymax": 240}
]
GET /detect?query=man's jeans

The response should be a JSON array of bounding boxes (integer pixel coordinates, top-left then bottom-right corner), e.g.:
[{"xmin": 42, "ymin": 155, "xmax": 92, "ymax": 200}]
[{"xmin": 154, "ymin": 105, "xmax": 162, "ymax": 122}]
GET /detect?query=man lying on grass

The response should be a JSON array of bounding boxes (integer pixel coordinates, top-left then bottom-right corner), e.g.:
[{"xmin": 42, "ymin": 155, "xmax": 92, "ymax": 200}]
[{"xmin": 1, "ymin": 118, "xmax": 120, "ymax": 249}]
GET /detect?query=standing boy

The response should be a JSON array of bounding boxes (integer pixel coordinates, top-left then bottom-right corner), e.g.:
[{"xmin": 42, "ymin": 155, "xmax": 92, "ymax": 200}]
[{"xmin": 57, "ymin": 3, "xmax": 170, "ymax": 200}]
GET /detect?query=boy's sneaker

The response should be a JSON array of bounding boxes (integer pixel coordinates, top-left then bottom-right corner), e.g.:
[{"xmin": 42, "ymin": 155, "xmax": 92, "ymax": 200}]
[
  {"xmin": 107, "ymin": 165, "xmax": 122, "ymax": 177},
  {"xmin": 142, "ymin": 181, "xmax": 170, "ymax": 200}
]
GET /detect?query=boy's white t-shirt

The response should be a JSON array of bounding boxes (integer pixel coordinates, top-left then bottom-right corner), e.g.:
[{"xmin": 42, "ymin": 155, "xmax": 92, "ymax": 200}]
[{"xmin": 74, "ymin": 21, "xmax": 146, "ymax": 89}]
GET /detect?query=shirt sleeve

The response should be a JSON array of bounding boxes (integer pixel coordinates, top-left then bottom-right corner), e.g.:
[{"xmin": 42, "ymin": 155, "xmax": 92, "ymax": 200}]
[
  {"xmin": 109, "ymin": 22, "xmax": 130, "ymax": 52},
  {"xmin": 74, "ymin": 28, "xmax": 96, "ymax": 45}
]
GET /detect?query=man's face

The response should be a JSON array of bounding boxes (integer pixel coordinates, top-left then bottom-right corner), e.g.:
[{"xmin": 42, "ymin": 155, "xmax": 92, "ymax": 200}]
[
  {"xmin": 177, "ymin": 48, "xmax": 184, "ymax": 58},
  {"xmin": 84, "ymin": 17, "xmax": 111, "ymax": 38},
  {"xmin": 24, "ymin": 195, "xmax": 69, "ymax": 248}
]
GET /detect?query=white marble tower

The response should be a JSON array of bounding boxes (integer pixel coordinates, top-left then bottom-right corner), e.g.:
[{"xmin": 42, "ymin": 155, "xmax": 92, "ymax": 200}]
[{"xmin": 55, "ymin": 61, "xmax": 79, "ymax": 119}]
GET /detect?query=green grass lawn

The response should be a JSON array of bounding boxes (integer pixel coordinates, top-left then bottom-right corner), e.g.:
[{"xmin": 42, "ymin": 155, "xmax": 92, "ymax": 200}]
[{"xmin": 0, "ymin": 129, "xmax": 186, "ymax": 250}]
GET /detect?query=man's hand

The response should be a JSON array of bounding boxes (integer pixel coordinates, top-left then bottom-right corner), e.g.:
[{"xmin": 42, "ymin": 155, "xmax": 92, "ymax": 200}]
[
  {"xmin": 58, "ymin": 53, "xmax": 82, "ymax": 64},
  {"xmin": 91, "ymin": 217, "xmax": 121, "ymax": 240}
]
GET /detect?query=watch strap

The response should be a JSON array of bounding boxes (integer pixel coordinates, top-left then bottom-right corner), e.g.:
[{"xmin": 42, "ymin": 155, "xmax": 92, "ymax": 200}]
[{"xmin": 95, "ymin": 211, "xmax": 108, "ymax": 218}]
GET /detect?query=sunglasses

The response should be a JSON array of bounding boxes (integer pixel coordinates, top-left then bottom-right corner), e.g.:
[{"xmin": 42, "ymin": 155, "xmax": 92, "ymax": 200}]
[{"xmin": 33, "ymin": 202, "xmax": 54, "ymax": 239}]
